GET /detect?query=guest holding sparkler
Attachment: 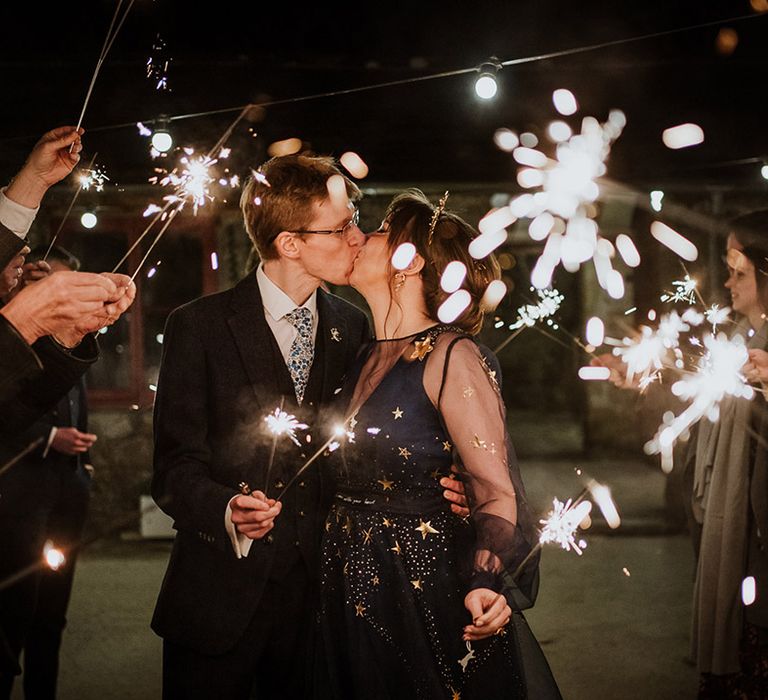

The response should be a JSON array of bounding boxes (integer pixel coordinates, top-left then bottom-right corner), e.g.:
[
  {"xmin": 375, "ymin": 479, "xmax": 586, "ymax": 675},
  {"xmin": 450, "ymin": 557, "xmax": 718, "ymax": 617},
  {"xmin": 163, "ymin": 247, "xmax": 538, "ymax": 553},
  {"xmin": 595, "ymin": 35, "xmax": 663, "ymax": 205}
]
[
  {"xmin": 593, "ymin": 210, "xmax": 768, "ymax": 698},
  {"xmin": 316, "ymin": 190, "xmax": 560, "ymax": 699}
]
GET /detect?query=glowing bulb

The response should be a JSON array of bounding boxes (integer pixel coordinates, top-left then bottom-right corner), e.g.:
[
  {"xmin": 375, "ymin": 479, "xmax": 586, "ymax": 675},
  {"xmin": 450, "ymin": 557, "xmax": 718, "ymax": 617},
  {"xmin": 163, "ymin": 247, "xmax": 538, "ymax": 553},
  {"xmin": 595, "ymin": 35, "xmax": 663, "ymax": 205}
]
[
  {"xmin": 438, "ymin": 289, "xmax": 472, "ymax": 323},
  {"xmin": 80, "ymin": 211, "xmax": 97, "ymax": 229},
  {"xmin": 586, "ymin": 317, "xmax": 605, "ymax": 347},
  {"xmin": 391, "ymin": 243, "xmax": 417, "ymax": 270},
  {"xmin": 650, "ymin": 190, "xmax": 664, "ymax": 212},
  {"xmin": 475, "ymin": 74, "xmax": 498, "ymax": 99},
  {"xmin": 662, "ymin": 123, "xmax": 704, "ymax": 149},
  {"xmin": 552, "ymin": 89, "xmax": 578, "ymax": 116},
  {"xmin": 440, "ymin": 261, "xmax": 467, "ymax": 293},
  {"xmin": 493, "ymin": 129, "xmax": 519, "ymax": 152},
  {"xmin": 761, "ymin": 164, "xmax": 768, "ymax": 180},
  {"xmin": 151, "ymin": 130, "xmax": 173, "ymax": 153}
]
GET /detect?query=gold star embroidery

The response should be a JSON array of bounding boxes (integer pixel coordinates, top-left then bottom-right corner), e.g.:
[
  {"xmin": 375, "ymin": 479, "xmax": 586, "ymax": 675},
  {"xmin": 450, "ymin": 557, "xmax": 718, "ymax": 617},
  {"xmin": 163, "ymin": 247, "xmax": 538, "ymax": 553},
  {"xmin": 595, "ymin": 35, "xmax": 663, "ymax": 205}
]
[
  {"xmin": 442, "ymin": 441, "xmax": 452, "ymax": 452},
  {"xmin": 354, "ymin": 602, "xmax": 366, "ymax": 617},
  {"xmin": 392, "ymin": 407, "xmax": 404, "ymax": 420},
  {"xmin": 410, "ymin": 335, "xmax": 434, "ymax": 361},
  {"xmin": 343, "ymin": 516, "xmax": 353, "ymax": 535},
  {"xmin": 430, "ymin": 469, "xmax": 442, "ymax": 479},
  {"xmin": 362, "ymin": 528, "xmax": 373, "ymax": 544},
  {"xmin": 372, "ymin": 575, "xmax": 380, "ymax": 585},
  {"xmin": 378, "ymin": 477, "xmax": 394, "ymax": 491},
  {"xmin": 398, "ymin": 447, "xmax": 412, "ymax": 459},
  {"xmin": 382, "ymin": 517, "xmax": 393, "ymax": 528},
  {"xmin": 451, "ymin": 688, "xmax": 461, "ymax": 700},
  {"xmin": 415, "ymin": 519, "xmax": 440, "ymax": 540},
  {"xmin": 462, "ymin": 386, "xmax": 474, "ymax": 399},
  {"xmin": 470, "ymin": 435, "xmax": 487, "ymax": 450},
  {"xmin": 343, "ymin": 561, "xmax": 349, "ymax": 575},
  {"xmin": 390, "ymin": 540, "xmax": 402, "ymax": 555},
  {"xmin": 325, "ymin": 520, "xmax": 331, "ymax": 532},
  {"xmin": 411, "ymin": 579, "xmax": 423, "ymax": 591}
]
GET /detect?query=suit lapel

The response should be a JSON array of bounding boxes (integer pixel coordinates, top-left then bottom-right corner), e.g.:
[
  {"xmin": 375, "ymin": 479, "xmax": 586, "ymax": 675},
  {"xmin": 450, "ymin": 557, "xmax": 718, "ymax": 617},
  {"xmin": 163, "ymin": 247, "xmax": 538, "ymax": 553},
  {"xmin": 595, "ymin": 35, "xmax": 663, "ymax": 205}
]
[
  {"xmin": 313, "ymin": 290, "xmax": 351, "ymax": 405},
  {"xmin": 227, "ymin": 273, "xmax": 288, "ymax": 409}
]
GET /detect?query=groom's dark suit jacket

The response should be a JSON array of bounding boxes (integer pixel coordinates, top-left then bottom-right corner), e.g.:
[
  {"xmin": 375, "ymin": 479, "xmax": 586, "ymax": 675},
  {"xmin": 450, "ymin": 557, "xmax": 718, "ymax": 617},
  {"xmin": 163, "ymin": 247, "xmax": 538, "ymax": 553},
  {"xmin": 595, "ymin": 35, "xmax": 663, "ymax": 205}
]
[{"xmin": 151, "ymin": 271, "xmax": 369, "ymax": 655}]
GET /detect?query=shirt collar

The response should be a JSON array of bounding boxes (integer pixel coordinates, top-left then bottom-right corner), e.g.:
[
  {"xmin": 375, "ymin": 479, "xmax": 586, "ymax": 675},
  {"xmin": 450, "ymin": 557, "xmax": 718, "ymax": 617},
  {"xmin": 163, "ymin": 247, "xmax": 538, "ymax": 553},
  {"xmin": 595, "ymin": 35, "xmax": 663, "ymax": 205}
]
[{"xmin": 256, "ymin": 263, "xmax": 318, "ymax": 322}]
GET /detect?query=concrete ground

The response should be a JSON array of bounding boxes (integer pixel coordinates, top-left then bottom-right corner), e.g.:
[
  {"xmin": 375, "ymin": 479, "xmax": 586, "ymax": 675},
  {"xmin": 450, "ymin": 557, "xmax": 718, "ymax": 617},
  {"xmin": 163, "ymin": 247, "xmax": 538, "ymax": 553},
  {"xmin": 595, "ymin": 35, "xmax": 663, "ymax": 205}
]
[{"xmin": 12, "ymin": 456, "xmax": 700, "ymax": 699}]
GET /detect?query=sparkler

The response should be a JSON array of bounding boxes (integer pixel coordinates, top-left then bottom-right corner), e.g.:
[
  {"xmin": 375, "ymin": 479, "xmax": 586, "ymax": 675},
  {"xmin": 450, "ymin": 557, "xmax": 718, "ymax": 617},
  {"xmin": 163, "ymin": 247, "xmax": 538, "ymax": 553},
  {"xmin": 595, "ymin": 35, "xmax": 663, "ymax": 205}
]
[
  {"xmin": 69, "ymin": 0, "xmax": 135, "ymax": 150},
  {"xmin": 645, "ymin": 331, "xmax": 753, "ymax": 471},
  {"xmin": 43, "ymin": 540, "xmax": 66, "ymax": 571},
  {"xmin": 660, "ymin": 275, "xmax": 698, "ymax": 305},
  {"xmin": 42, "ymin": 153, "xmax": 99, "ymax": 262},
  {"xmin": 538, "ymin": 499, "xmax": 593, "ymax": 555},
  {"xmin": 262, "ymin": 399, "xmax": 309, "ymax": 493},
  {"xmin": 146, "ymin": 33, "xmax": 171, "ymax": 91},
  {"xmin": 492, "ymin": 287, "xmax": 565, "ymax": 355}
]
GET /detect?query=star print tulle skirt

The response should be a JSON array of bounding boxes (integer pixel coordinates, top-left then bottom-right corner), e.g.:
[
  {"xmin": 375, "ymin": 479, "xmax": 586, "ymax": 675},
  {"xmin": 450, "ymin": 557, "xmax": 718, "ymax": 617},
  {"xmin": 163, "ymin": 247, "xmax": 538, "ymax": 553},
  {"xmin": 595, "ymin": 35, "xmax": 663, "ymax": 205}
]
[{"xmin": 314, "ymin": 495, "xmax": 562, "ymax": 699}]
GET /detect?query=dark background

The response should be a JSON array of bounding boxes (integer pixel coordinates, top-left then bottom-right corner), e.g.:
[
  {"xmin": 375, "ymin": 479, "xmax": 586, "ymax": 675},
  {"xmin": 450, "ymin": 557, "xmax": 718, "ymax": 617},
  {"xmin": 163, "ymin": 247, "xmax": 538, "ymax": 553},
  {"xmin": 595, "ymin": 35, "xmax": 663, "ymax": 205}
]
[{"xmin": 1, "ymin": 0, "xmax": 767, "ymax": 186}]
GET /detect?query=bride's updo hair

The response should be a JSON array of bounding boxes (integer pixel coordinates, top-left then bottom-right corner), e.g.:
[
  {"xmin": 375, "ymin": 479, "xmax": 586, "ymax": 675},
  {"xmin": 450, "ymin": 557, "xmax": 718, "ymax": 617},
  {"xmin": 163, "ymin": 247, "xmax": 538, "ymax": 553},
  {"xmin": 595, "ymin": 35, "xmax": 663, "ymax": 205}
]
[{"xmin": 384, "ymin": 189, "xmax": 501, "ymax": 335}]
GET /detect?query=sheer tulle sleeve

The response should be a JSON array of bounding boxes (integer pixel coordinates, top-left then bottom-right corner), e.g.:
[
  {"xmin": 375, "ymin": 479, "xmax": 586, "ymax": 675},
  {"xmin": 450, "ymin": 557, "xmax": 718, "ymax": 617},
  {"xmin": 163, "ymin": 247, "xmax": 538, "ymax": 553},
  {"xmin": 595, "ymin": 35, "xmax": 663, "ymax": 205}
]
[{"xmin": 424, "ymin": 334, "xmax": 540, "ymax": 609}]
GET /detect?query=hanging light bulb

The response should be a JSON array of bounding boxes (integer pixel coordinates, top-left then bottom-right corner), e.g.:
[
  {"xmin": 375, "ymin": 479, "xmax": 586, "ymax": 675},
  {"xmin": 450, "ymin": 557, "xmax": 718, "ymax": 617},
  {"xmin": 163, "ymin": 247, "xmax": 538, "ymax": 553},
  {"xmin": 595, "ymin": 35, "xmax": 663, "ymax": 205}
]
[
  {"xmin": 474, "ymin": 58, "xmax": 501, "ymax": 100},
  {"xmin": 151, "ymin": 116, "xmax": 173, "ymax": 153},
  {"xmin": 80, "ymin": 211, "xmax": 98, "ymax": 229},
  {"xmin": 761, "ymin": 163, "xmax": 768, "ymax": 181}
]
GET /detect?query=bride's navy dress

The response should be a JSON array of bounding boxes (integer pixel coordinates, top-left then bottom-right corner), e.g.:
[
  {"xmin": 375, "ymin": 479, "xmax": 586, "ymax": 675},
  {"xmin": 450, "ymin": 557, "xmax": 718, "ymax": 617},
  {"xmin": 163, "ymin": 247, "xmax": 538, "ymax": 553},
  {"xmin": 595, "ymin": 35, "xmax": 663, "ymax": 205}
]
[{"xmin": 317, "ymin": 327, "xmax": 560, "ymax": 699}]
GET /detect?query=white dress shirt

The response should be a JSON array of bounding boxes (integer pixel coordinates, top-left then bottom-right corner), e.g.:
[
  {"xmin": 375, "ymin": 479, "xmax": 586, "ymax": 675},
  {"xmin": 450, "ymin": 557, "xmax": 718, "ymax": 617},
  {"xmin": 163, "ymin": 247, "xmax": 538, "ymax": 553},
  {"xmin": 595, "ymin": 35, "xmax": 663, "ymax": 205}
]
[
  {"xmin": 225, "ymin": 264, "xmax": 319, "ymax": 558},
  {"xmin": 0, "ymin": 187, "xmax": 38, "ymax": 237}
]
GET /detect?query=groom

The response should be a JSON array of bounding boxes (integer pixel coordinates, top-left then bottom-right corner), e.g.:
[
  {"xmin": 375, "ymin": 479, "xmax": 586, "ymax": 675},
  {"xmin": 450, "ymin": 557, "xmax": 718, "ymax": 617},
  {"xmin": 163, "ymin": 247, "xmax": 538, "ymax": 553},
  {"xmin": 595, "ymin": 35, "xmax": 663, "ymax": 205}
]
[{"xmin": 151, "ymin": 154, "xmax": 467, "ymax": 699}]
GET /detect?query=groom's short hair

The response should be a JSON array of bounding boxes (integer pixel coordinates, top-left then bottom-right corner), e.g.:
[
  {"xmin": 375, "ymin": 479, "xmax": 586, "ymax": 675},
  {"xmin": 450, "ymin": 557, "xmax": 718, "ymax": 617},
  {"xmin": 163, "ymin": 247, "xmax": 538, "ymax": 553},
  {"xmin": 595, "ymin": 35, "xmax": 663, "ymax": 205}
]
[{"xmin": 240, "ymin": 154, "xmax": 361, "ymax": 261}]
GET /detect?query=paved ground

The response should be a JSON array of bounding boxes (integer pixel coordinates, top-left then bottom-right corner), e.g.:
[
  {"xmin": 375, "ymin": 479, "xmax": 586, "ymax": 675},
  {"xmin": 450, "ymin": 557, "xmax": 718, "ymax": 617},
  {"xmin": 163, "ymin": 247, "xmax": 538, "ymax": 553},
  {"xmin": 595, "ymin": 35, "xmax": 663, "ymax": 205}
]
[{"xmin": 12, "ymin": 456, "xmax": 700, "ymax": 699}]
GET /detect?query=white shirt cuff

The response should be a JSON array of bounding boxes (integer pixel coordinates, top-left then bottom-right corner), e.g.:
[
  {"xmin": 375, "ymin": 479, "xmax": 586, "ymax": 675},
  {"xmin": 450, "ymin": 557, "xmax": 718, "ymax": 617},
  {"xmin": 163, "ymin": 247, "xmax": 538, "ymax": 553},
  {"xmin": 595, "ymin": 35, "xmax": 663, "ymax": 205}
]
[
  {"xmin": 0, "ymin": 188, "xmax": 39, "ymax": 237},
  {"xmin": 42, "ymin": 427, "xmax": 58, "ymax": 458},
  {"xmin": 225, "ymin": 495, "xmax": 253, "ymax": 559}
]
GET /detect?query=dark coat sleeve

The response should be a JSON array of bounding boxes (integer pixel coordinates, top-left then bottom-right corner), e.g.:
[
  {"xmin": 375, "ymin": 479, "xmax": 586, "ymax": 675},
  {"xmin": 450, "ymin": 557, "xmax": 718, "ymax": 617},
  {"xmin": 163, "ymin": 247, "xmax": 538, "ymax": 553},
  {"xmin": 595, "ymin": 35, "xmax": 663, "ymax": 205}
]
[
  {"xmin": 0, "ymin": 224, "xmax": 25, "ymax": 271},
  {"xmin": 151, "ymin": 306, "xmax": 238, "ymax": 550},
  {"xmin": 0, "ymin": 330, "xmax": 99, "ymax": 437}
]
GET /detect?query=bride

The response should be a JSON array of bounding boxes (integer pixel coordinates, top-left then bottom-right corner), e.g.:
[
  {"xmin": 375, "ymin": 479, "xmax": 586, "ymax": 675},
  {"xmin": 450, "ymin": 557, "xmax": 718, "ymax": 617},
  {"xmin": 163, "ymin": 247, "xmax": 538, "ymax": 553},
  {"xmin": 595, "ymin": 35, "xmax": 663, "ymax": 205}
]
[{"xmin": 315, "ymin": 190, "xmax": 561, "ymax": 699}]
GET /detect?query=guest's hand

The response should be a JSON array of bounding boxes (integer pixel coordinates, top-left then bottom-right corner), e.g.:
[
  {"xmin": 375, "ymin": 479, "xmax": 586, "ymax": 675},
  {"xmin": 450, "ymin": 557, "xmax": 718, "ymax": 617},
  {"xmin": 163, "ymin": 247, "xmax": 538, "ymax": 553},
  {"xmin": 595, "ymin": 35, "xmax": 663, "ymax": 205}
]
[
  {"xmin": 744, "ymin": 349, "xmax": 768, "ymax": 385},
  {"xmin": 463, "ymin": 588, "xmax": 512, "ymax": 641},
  {"xmin": 230, "ymin": 491, "xmax": 282, "ymax": 540},
  {"xmin": 440, "ymin": 466, "xmax": 470, "ymax": 518},
  {"xmin": 0, "ymin": 271, "xmax": 118, "ymax": 345},
  {"xmin": 5, "ymin": 127, "xmax": 84, "ymax": 209},
  {"xmin": 0, "ymin": 246, "xmax": 29, "ymax": 296},
  {"xmin": 51, "ymin": 427, "xmax": 97, "ymax": 455},
  {"xmin": 21, "ymin": 259, "xmax": 52, "ymax": 286}
]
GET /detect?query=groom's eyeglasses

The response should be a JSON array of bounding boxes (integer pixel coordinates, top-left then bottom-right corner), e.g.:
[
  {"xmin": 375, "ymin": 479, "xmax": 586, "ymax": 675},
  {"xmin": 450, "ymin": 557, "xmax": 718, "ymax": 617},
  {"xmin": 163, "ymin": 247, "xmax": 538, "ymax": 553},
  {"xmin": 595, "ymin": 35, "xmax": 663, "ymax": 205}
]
[{"xmin": 281, "ymin": 208, "xmax": 360, "ymax": 241}]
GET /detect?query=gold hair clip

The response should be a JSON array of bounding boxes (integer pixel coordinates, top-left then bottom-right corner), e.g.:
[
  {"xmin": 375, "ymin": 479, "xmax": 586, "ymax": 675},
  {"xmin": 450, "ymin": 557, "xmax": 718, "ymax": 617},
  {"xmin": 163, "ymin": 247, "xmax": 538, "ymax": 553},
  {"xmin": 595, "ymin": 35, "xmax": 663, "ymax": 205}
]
[{"xmin": 427, "ymin": 191, "xmax": 450, "ymax": 246}]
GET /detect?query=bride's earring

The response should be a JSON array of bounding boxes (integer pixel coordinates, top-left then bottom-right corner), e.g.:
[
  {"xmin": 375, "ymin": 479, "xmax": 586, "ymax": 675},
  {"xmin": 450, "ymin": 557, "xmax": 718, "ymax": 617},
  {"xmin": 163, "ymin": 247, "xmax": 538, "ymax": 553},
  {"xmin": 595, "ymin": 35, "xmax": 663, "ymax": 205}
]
[{"xmin": 393, "ymin": 271, "xmax": 406, "ymax": 292}]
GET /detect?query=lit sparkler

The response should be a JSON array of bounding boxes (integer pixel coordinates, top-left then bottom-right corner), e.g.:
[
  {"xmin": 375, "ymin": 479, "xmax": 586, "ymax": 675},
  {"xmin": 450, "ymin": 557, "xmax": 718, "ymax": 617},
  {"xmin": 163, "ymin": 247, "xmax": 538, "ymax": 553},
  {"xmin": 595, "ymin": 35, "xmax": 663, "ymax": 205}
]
[
  {"xmin": 539, "ymin": 498, "xmax": 593, "ymax": 555},
  {"xmin": 508, "ymin": 287, "xmax": 565, "ymax": 331},
  {"xmin": 645, "ymin": 332, "xmax": 753, "ymax": 470},
  {"xmin": 660, "ymin": 275, "xmax": 698, "ymax": 305},
  {"xmin": 43, "ymin": 540, "xmax": 66, "ymax": 571},
  {"xmin": 264, "ymin": 408, "xmax": 308, "ymax": 447},
  {"xmin": 79, "ymin": 164, "xmax": 110, "ymax": 192}
]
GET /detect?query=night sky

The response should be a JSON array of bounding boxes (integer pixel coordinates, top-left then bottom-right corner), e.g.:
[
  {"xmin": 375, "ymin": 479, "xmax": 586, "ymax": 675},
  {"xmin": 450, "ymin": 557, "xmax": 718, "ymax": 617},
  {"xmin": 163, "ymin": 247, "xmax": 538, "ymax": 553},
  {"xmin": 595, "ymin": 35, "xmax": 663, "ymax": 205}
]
[{"xmin": 2, "ymin": 0, "xmax": 767, "ymax": 186}]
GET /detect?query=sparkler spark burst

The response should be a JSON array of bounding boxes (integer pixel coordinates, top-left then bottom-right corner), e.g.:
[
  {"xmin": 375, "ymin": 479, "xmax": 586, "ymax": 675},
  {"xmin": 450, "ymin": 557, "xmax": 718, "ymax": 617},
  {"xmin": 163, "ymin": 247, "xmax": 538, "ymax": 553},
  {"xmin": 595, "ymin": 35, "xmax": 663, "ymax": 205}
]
[
  {"xmin": 645, "ymin": 332, "xmax": 754, "ymax": 470},
  {"xmin": 613, "ymin": 311, "xmax": 690, "ymax": 385},
  {"xmin": 497, "ymin": 95, "xmax": 628, "ymax": 294},
  {"xmin": 146, "ymin": 34, "xmax": 171, "ymax": 91},
  {"xmin": 704, "ymin": 304, "xmax": 731, "ymax": 332},
  {"xmin": 508, "ymin": 287, "xmax": 565, "ymax": 331},
  {"xmin": 43, "ymin": 540, "xmax": 66, "ymax": 571},
  {"xmin": 539, "ymin": 499, "xmax": 593, "ymax": 555},
  {"xmin": 660, "ymin": 275, "xmax": 697, "ymax": 305},
  {"xmin": 264, "ymin": 408, "xmax": 308, "ymax": 446},
  {"xmin": 79, "ymin": 164, "xmax": 109, "ymax": 192}
]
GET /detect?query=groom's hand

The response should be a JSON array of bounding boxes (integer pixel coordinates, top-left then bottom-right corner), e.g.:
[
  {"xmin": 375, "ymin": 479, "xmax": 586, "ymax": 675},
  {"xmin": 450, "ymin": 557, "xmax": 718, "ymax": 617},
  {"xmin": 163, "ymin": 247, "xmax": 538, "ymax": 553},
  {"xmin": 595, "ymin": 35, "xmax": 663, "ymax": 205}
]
[
  {"xmin": 440, "ymin": 466, "xmax": 469, "ymax": 518},
  {"xmin": 230, "ymin": 491, "xmax": 282, "ymax": 540}
]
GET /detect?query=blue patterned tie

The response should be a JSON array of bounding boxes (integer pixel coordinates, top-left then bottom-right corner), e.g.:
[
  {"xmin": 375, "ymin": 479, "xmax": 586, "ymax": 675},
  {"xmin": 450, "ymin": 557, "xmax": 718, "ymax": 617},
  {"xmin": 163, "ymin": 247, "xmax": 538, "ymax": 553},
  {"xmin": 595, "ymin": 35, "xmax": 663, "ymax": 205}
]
[{"xmin": 284, "ymin": 307, "xmax": 314, "ymax": 405}]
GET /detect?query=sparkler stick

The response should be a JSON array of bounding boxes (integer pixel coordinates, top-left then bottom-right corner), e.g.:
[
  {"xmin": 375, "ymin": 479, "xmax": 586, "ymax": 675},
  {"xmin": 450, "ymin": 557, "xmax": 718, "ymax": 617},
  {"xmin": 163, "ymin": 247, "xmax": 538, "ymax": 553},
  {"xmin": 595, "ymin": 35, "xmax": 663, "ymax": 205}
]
[
  {"xmin": 129, "ymin": 208, "xmax": 180, "ymax": 283},
  {"xmin": 276, "ymin": 409, "xmax": 357, "ymax": 502},
  {"xmin": 42, "ymin": 153, "xmax": 98, "ymax": 261},
  {"xmin": 0, "ymin": 437, "xmax": 44, "ymax": 479},
  {"xmin": 69, "ymin": 0, "xmax": 135, "ymax": 151},
  {"xmin": 110, "ymin": 201, "xmax": 175, "ymax": 274}
]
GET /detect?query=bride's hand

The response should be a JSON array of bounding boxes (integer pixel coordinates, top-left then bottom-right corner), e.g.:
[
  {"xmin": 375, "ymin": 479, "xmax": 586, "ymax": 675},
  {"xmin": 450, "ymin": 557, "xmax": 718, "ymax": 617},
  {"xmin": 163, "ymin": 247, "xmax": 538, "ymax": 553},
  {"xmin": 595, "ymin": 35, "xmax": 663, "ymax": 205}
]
[
  {"xmin": 463, "ymin": 588, "xmax": 512, "ymax": 641},
  {"xmin": 440, "ymin": 466, "xmax": 470, "ymax": 518}
]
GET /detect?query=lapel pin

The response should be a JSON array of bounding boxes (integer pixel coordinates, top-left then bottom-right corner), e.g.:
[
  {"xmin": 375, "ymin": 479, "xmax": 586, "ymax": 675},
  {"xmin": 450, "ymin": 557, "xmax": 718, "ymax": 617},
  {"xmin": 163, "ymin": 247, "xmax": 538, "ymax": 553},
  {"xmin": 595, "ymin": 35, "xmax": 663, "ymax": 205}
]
[{"xmin": 331, "ymin": 328, "xmax": 342, "ymax": 342}]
